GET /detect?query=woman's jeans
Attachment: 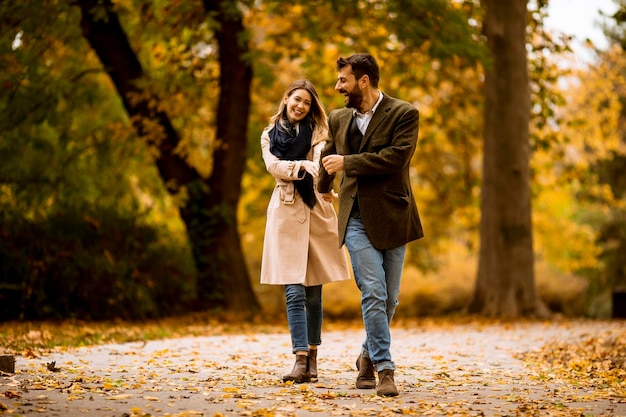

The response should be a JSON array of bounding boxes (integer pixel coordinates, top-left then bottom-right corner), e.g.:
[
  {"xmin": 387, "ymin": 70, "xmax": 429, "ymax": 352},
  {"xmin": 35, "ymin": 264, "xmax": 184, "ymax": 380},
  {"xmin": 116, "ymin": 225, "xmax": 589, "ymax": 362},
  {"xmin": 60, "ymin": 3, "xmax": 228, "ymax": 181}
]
[
  {"xmin": 345, "ymin": 216, "xmax": 406, "ymax": 372},
  {"xmin": 285, "ymin": 284, "xmax": 322, "ymax": 353}
]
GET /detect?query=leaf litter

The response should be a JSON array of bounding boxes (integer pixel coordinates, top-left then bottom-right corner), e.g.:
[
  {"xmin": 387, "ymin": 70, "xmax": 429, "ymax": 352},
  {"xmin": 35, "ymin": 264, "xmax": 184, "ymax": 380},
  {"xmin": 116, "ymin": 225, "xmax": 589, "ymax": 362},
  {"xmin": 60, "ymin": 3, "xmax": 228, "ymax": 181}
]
[{"xmin": 1, "ymin": 318, "xmax": 625, "ymax": 417}]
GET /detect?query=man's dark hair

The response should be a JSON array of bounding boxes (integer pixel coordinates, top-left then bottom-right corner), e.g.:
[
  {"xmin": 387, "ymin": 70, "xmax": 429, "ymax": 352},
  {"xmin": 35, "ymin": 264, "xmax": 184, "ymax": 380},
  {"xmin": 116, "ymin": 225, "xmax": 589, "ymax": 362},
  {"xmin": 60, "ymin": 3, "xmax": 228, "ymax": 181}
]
[{"xmin": 336, "ymin": 53, "xmax": 380, "ymax": 88}]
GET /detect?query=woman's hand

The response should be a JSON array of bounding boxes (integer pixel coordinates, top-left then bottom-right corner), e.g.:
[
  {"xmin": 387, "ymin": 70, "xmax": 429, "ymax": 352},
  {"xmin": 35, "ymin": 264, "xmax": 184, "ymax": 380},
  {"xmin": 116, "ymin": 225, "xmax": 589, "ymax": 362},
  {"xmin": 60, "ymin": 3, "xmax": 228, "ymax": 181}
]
[{"xmin": 301, "ymin": 160, "xmax": 319, "ymax": 179}]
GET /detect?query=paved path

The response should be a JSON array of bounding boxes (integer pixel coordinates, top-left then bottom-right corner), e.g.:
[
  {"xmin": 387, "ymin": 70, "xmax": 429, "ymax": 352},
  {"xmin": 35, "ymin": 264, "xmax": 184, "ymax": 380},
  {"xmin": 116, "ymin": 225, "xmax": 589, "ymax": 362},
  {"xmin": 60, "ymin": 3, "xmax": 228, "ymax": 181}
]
[{"xmin": 2, "ymin": 319, "xmax": 625, "ymax": 416}]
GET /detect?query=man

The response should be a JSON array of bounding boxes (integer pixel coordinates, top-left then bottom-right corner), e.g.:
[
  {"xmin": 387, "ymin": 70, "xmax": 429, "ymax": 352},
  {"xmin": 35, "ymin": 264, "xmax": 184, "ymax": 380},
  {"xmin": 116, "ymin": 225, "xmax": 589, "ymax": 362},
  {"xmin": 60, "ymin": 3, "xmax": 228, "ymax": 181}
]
[{"xmin": 318, "ymin": 53, "xmax": 423, "ymax": 397}]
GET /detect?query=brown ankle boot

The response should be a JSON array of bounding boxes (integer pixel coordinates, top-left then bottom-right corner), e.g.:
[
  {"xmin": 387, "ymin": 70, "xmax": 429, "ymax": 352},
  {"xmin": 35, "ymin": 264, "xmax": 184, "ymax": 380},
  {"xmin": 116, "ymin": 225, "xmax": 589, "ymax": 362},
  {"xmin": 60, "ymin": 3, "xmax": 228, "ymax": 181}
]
[
  {"xmin": 355, "ymin": 353, "xmax": 376, "ymax": 389},
  {"xmin": 308, "ymin": 349, "xmax": 318, "ymax": 380},
  {"xmin": 282, "ymin": 354, "xmax": 311, "ymax": 383},
  {"xmin": 376, "ymin": 369, "xmax": 399, "ymax": 396}
]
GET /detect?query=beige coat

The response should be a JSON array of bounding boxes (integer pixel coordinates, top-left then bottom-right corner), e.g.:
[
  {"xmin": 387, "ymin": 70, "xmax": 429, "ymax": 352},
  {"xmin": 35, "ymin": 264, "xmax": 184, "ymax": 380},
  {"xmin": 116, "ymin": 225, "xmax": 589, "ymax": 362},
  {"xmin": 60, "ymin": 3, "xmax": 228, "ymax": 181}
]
[{"xmin": 260, "ymin": 125, "xmax": 351, "ymax": 286}]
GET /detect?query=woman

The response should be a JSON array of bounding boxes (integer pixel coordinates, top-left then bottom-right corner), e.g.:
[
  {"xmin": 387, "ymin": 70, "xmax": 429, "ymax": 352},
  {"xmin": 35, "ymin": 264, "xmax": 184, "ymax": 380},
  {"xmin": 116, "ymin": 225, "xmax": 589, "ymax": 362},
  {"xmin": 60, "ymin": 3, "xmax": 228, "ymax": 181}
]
[{"xmin": 260, "ymin": 79, "xmax": 350, "ymax": 383}]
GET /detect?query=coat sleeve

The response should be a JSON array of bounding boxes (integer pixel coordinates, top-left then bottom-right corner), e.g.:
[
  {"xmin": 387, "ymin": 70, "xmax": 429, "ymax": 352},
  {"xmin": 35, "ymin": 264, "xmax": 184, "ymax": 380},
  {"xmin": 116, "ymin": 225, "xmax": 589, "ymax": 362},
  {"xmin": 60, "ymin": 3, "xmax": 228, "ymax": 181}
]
[
  {"xmin": 344, "ymin": 104, "xmax": 419, "ymax": 177},
  {"xmin": 261, "ymin": 128, "xmax": 305, "ymax": 181},
  {"xmin": 310, "ymin": 128, "xmax": 327, "ymax": 165},
  {"xmin": 317, "ymin": 115, "xmax": 338, "ymax": 194}
]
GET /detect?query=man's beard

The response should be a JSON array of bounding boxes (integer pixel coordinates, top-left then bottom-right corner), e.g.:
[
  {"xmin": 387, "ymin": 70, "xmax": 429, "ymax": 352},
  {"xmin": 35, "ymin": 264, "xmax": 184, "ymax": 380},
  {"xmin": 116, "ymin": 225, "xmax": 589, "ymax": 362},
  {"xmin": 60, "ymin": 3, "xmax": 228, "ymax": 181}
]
[{"xmin": 343, "ymin": 89, "xmax": 363, "ymax": 109}]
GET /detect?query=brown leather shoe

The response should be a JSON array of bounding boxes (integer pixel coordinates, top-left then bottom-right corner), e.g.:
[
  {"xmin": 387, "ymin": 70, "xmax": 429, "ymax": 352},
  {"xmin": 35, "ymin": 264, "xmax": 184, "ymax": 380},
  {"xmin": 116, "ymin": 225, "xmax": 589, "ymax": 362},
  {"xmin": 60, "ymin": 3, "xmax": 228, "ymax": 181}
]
[
  {"xmin": 282, "ymin": 354, "xmax": 311, "ymax": 383},
  {"xmin": 376, "ymin": 369, "xmax": 399, "ymax": 396},
  {"xmin": 355, "ymin": 353, "xmax": 376, "ymax": 389},
  {"xmin": 308, "ymin": 349, "xmax": 318, "ymax": 380}
]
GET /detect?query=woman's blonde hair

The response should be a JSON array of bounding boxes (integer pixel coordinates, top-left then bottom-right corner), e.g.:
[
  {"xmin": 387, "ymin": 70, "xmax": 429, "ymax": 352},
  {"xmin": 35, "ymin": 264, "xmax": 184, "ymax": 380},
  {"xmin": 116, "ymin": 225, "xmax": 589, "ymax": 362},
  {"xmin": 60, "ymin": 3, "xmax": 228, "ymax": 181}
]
[{"xmin": 269, "ymin": 79, "xmax": 328, "ymax": 135}]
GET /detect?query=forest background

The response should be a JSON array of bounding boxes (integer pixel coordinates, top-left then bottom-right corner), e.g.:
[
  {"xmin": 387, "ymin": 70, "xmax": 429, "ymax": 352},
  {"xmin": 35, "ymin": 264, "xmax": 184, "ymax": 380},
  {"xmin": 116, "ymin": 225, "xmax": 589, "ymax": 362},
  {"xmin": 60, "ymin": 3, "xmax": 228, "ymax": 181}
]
[{"xmin": 1, "ymin": 0, "xmax": 625, "ymax": 323}]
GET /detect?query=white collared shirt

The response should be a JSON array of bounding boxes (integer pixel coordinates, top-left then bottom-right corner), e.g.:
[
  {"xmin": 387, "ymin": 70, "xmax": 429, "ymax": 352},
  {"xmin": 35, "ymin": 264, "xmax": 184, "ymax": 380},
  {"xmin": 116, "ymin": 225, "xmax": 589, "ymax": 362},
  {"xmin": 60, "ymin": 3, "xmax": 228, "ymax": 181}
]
[{"xmin": 354, "ymin": 91, "xmax": 384, "ymax": 135}]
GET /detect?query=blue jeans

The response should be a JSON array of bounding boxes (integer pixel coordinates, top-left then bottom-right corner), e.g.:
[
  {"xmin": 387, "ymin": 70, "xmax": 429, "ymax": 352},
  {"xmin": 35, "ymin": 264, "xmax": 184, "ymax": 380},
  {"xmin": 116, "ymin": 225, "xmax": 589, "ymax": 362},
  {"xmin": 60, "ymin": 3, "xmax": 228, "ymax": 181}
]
[
  {"xmin": 345, "ymin": 217, "xmax": 406, "ymax": 371},
  {"xmin": 285, "ymin": 284, "xmax": 323, "ymax": 353}
]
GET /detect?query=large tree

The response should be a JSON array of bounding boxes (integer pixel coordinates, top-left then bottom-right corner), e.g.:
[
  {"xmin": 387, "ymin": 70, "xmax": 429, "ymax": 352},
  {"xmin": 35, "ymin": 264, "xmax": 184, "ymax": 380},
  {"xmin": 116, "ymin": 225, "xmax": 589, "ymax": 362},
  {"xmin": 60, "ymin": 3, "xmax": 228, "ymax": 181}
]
[
  {"xmin": 469, "ymin": 0, "xmax": 548, "ymax": 316},
  {"xmin": 77, "ymin": 0, "xmax": 259, "ymax": 316}
]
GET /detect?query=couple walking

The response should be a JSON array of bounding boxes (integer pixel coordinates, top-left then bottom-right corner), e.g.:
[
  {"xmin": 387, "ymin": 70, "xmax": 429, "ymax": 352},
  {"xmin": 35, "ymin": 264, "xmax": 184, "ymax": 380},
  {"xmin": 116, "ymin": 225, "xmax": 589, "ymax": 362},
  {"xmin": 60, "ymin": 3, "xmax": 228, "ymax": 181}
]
[{"xmin": 260, "ymin": 53, "xmax": 423, "ymax": 397}]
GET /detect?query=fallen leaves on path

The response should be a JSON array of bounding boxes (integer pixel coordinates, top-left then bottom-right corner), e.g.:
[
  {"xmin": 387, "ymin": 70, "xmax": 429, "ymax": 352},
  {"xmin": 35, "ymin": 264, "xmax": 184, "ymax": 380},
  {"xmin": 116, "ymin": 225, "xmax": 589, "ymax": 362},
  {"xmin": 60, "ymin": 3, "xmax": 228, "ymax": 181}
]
[
  {"xmin": 1, "ymin": 319, "xmax": 625, "ymax": 416},
  {"xmin": 518, "ymin": 326, "xmax": 626, "ymax": 401}
]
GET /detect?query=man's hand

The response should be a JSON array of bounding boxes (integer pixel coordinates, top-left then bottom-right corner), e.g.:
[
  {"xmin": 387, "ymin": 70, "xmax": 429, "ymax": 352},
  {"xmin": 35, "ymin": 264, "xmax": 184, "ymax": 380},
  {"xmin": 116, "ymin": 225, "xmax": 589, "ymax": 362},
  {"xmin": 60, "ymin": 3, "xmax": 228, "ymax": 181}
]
[{"xmin": 322, "ymin": 155, "xmax": 345, "ymax": 175}]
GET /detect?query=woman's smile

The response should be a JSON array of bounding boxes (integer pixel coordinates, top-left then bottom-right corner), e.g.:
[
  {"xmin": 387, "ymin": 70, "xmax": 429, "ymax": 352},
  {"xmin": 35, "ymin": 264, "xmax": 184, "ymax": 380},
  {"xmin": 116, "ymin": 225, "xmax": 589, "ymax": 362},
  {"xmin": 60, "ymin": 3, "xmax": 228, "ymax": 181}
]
[{"xmin": 284, "ymin": 89, "xmax": 312, "ymax": 124}]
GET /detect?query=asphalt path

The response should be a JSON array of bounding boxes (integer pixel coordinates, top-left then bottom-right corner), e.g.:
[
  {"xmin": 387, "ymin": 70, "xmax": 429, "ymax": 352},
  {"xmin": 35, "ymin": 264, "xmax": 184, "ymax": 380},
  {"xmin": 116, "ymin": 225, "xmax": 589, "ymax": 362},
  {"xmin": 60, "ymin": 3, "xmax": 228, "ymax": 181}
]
[{"xmin": 2, "ymin": 319, "xmax": 625, "ymax": 417}]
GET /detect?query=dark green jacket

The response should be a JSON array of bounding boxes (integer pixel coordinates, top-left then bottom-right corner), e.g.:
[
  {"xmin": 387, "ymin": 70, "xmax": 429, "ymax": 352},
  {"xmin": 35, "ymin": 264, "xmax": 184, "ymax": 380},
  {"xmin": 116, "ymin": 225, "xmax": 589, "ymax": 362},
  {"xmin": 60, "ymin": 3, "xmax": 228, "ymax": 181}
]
[{"xmin": 318, "ymin": 93, "xmax": 424, "ymax": 250}]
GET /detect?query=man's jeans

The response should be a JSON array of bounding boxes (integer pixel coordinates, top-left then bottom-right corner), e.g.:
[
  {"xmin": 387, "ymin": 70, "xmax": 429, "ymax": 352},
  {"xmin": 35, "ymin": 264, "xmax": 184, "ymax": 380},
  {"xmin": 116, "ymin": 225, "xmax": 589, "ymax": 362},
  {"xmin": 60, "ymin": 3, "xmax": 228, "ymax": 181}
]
[
  {"xmin": 285, "ymin": 284, "xmax": 322, "ymax": 353},
  {"xmin": 345, "ymin": 217, "xmax": 406, "ymax": 371}
]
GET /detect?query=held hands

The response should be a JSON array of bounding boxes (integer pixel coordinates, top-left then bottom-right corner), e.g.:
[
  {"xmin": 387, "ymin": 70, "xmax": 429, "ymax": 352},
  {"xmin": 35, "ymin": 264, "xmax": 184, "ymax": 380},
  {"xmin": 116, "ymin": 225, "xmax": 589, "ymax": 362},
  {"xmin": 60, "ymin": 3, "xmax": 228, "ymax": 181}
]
[
  {"xmin": 321, "ymin": 190, "xmax": 338, "ymax": 202},
  {"xmin": 322, "ymin": 155, "xmax": 345, "ymax": 175},
  {"xmin": 300, "ymin": 160, "xmax": 319, "ymax": 179}
]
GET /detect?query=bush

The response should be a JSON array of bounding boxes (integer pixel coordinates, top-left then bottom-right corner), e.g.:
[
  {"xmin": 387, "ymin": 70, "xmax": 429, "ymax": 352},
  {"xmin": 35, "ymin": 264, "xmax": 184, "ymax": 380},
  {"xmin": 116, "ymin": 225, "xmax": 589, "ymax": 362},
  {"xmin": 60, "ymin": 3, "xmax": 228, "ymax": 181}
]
[{"xmin": 0, "ymin": 208, "xmax": 196, "ymax": 321}]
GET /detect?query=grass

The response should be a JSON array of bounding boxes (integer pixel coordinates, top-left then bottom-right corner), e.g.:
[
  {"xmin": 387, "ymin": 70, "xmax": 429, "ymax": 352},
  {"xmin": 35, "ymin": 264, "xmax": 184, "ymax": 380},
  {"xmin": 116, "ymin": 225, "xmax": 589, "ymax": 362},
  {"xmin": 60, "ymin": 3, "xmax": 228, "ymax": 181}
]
[{"xmin": 0, "ymin": 314, "xmax": 286, "ymax": 354}]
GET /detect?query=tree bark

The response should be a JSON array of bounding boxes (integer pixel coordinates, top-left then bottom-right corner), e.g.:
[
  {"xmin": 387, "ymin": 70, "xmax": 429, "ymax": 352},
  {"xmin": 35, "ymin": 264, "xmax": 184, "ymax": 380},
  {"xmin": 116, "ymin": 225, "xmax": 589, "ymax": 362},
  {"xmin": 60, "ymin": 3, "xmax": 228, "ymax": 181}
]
[
  {"xmin": 193, "ymin": 0, "xmax": 257, "ymax": 314},
  {"xmin": 469, "ymin": 0, "xmax": 549, "ymax": 317},
  {"xmin": 77, "ymin": 0, "xmax": 260, "ymax": 317}
]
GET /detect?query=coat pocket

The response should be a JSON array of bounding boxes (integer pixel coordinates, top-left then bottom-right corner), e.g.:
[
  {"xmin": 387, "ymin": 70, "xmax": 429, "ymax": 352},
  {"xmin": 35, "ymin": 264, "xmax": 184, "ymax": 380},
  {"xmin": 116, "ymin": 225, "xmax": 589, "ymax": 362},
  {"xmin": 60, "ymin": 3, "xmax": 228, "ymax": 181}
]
[
  {"xmin": 370, "ymin": 134, "xmax": 391, "ymax": 148},
  {"xmin": 384, "ymin": 189, "xmax": 410, "ymax": 208}
]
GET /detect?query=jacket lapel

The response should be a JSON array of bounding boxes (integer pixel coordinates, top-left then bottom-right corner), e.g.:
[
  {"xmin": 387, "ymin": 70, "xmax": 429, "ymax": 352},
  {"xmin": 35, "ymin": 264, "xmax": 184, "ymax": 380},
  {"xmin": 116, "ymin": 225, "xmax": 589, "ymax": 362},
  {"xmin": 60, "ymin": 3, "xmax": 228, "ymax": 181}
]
[
  {"xmin": 360, "ymin": 94, "xmax": 391, "ymax": 150},
  {"xmin": 338, "ymin": 109, "xmax": 354, "ymax": 154}
]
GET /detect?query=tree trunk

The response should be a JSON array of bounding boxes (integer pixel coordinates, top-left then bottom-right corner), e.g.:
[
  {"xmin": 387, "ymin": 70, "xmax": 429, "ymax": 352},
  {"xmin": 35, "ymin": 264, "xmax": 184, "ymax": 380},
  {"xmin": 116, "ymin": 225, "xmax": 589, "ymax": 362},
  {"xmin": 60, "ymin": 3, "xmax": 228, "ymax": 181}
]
[
  {"xmin": 469, "ymin": 0, "xmax": 548, "ymax": 317},
  {"xmin": 195, "ymin": 0, "xmax": 257, "ymax": 314},
  {"xmin": 77, "ymin": 0, "xmax": 260, "ymax": 317}
]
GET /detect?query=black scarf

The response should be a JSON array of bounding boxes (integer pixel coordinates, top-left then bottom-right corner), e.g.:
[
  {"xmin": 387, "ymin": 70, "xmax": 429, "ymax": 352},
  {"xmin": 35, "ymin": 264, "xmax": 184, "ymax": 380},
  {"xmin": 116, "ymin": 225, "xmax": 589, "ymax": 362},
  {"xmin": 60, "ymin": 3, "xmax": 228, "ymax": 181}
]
[{"xmin": 269, "ymin": 117, "xmax": 317, "ymax": 208}]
